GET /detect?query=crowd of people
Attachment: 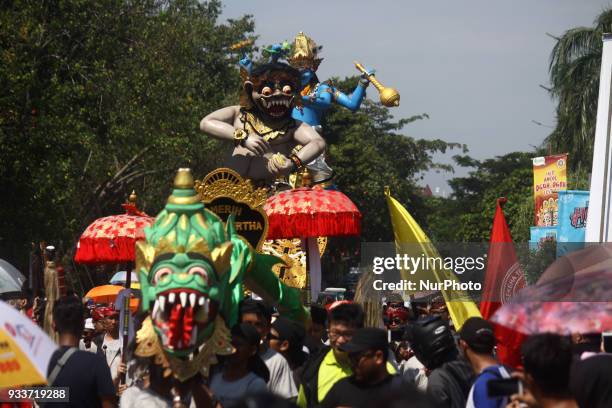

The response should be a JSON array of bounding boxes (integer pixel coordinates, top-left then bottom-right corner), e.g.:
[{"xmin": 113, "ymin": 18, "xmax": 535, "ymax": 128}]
[{"xmin": 6, "ymin": 291, "xmax": 612, "ymax": 408}]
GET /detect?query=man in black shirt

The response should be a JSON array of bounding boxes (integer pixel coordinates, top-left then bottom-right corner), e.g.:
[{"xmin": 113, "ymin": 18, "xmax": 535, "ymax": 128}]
[
  {"xmin": 42, "ymin": 296, "xmax": 116, "ymax": 408},
  {"xmin": 320, "ymin": 327, "xmax": 410, "ymax": 408}
]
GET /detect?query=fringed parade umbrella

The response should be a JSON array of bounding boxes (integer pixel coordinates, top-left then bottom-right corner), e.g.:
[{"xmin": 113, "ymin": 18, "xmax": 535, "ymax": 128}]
[
  {"xmin": 74, "ymin": 192, "xmax": 154, "ymax": 264},
  {"xmin": 264, "ymin": 184, "xmax": 361, "ymax": 300}
]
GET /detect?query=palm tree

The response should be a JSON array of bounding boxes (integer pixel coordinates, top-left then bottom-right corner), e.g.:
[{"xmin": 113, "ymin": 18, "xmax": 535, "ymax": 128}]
[{"xmin": 546, "ymin": 9, "xmax": 612, "ymax": 171}]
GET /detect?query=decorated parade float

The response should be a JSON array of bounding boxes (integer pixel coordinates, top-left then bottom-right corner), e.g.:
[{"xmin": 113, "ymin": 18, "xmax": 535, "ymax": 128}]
[{"xmin": 70, "ymin": 31, "xmax": 399, "ymax": 404}]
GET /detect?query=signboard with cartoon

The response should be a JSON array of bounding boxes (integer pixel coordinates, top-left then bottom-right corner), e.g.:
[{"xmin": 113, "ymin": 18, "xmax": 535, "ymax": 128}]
[{"xmin": 532, "ymin": 154, "xmax": 567, "ymax": 226}]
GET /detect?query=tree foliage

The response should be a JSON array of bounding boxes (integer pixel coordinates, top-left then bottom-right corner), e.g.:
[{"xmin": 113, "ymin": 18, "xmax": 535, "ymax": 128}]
[
  {"xmin": 0, "ymin": 0, "xmax": 254, "ymax": 270},
  {"xmin": 426, "ymin": 151, "xmax": 591, "ymax": 244},
  {"xmin": 546, "ymin": 8, "xmax": 612, "ymax": 170},
  {"xmin": 426, "ymin": 152, "xmax": 535, "ymax": 243},
  {"xmin": 1, "ymin": 2, "xmax": 456, "ymax": 293},
  {"xmin": 316, "ymin": 77, "xmax": 458, "ymax": 285}
]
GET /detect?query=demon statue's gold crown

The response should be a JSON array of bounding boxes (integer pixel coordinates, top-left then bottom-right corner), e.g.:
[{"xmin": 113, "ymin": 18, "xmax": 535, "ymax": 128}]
[{"xmin": 287, "ymin": 32, "xmax": 323, "ymax": 71}]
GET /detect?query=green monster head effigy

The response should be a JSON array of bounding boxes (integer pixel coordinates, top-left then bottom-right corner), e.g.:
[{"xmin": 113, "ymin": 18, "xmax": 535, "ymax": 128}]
[
  {"xmin": 134, "ymin": 168, "xmax": 308, "ymax": 381},
  {"xmin": 134, "ymin": 168, "xmax": 254, "ymax": 380}
]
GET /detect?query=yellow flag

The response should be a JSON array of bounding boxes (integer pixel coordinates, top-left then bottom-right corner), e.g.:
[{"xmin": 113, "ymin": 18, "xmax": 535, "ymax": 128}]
[{"xmin": 384, "ymin": 187, "xmax": 481, "ymax": 330}]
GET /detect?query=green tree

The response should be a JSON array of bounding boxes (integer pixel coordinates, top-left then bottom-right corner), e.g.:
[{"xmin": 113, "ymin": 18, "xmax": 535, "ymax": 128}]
[
  {"xmin": 0, "ymin": 0, "xmax": 254, "ymax": 274},
  {"xmin": 546, "ymin": 8, "xmax": 612, "ymax": 170},
  {"xmin": 426, "ymin": 152, "xmax": 534, "ymax": 242},
  {"xmin": 426, "ymin": 151, "xmax": 591, "ymax": 244}
]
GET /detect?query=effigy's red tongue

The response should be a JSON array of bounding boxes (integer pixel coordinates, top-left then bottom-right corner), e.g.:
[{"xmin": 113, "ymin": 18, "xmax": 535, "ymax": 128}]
[
  {"xmin": 167, "ymin": 303, "xmax": 183, "ymax": 348},
  {"xmin": 182, "ymin": 305, "xmax": 194, "ymax": 346}
]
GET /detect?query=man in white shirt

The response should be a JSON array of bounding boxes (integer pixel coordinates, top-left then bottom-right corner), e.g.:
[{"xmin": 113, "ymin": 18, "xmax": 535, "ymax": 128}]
[{"xmin": 240, "ymin": 299, "xmax": 298, "ymax": 400}]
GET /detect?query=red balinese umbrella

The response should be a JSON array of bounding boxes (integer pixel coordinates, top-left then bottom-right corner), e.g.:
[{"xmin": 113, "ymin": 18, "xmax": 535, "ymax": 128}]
[
  {"xmin": 264, "ymin": 186, "xmax": 361, "ymax": 239},
  {"xmin": 264, "ymin": 186, "xmax": 361, "ymax": 299},
  {"xmin": 74, "ymin": 194, "xmax": 154, "ymax": 264}
]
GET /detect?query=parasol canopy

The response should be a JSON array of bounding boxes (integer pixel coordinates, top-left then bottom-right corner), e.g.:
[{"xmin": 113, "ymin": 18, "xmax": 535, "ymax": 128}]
[
  {"xmin": 74, "ymin": 195, "xmax": 154, "ymax": 264},
  {"xmin": 264, "ymin": 186, "xmax": 361, "ymax": 239},
  {"xmin": 491, "ymin": 268, "xmax": 612, "ymax": 335},
  {"xmin": 86, "ymin": 284, "xmax": 139, "ymax": 311},
  {"xmin": 0, "ymin": 301, "xmax": 57, "ymax": 387},
  {"xmin": 110, "ymin": 271, "xmax": 140, "ymax": 289},
  {"xmin": 86, "ymin": 284, "xmax": 125, "ymax": 303},
  {"xmin": 0, "ymin": 259, "xmax": 26, "ymax": 294}
]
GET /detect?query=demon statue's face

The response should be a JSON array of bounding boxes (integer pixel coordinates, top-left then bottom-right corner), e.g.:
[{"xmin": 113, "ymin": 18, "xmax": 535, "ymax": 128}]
[
  {"xmin": 136, "ymin": 169, "xmax": 249, "ymax": 366},
  {"xmin": 241, "ymin": 62, "xmax": 301, "ymax": 121}
]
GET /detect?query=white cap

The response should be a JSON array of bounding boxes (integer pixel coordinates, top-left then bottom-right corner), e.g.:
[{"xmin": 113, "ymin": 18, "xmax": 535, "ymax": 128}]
[{"xmin": 84, "ymin": 318, "xmax": 95, "ymax": 331}]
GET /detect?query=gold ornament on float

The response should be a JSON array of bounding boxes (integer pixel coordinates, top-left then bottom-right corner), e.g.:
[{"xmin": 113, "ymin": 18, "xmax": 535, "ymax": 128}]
[{"xmin": 261, "ymin": 238, "xmax": 327, "ymax": 289}]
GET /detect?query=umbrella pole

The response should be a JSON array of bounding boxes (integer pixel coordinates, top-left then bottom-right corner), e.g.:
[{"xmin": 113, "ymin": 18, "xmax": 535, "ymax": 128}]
[
  {"xmin": 307, "ymin": 237, "xmax": 322, "ymax": 303},
  {"xmin": 303, "ymin": 239, "xmax": 311, "ymax": 305},
  {"xmin": 120, "ymin": 267, "xmax": 131, "ymax": 385}
]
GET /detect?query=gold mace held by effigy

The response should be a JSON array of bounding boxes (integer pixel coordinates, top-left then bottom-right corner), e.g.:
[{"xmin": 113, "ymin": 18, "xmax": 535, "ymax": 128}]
[{"xmin": 354, "ymin": 61, "xmax": 400, "ymax": 107}]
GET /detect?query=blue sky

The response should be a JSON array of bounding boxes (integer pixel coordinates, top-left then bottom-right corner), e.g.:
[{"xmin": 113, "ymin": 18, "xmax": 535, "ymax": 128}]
[{"xmin": 221, "ymin": 1, "xmax": 611, "ymax": 195}]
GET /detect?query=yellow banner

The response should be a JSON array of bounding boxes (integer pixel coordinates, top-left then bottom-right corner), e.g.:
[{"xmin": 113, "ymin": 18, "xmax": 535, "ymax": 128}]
[{"xmin": 532, "ymin": 154, "xmax": 568, "ymax": 227}]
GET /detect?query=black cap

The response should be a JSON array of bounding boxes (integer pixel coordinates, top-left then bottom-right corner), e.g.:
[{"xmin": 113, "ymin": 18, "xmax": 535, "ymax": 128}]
[
  {"xmin": 458, "ymin": 317, "xmax": 495, "ymax": 353},
  {"xmin": 272, "ymin": 317, "xmax": 305, "ymax": 346},
  {"xmin": 339, "ymin": 327, "xmax": 388, "ymax": 354}
]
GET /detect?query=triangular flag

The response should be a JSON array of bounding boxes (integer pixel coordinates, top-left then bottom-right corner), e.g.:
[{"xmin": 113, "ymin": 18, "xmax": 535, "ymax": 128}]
[
  {"xmin": 481, "ymin": 197, "xmax": 527, "ymax": 368},
  {"xmin": 385, "ymin": 187, "xmax": 481, "ymax": 330},
  {"xmin": 480, "ymin": 198, "xmax": 526, "ymax": 319}
]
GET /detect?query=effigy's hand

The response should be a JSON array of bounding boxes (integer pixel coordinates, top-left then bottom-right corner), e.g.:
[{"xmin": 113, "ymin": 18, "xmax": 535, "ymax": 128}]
[
  {"xmin": 360, "ymin": 66, "xmax": 376, "ymax": 85},
  {"xmin": 267, "ymin": 153, "xmax": 293, "ymax": 176},
  {"xmin": 243, "ymin": 135, "xmax": 271, "ymax": 156}
]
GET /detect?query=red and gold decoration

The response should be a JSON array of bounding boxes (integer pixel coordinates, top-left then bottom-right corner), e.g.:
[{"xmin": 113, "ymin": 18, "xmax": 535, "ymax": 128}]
[
  {"xmin": 264, "ymin": 185, "xmax": 361, "ymax": 300},
  {"xmin": 264, "ymin": 186, "xmax": 361, "ymax": 239},
  {"xmin": 74, "ymin": 192, "xmax": 154, "ymax": 263},
  {"xmin": 261, "ymin": 238, "xmax": 327, "ymax": 289}
]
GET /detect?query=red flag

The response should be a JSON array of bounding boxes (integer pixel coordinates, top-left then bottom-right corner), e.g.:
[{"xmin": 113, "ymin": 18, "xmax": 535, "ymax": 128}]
[
  {"xmin": 481, "ymin": 198, "xmax": 527, "ymax": 367},
  {"xmin": 480, "ymin": 198, "xmax": 526, "ymax": 318}
]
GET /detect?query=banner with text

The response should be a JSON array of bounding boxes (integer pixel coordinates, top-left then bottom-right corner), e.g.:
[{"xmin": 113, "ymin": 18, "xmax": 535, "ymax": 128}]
[{"xmin": 532, "ymin": 154, "xmax": 567, "ymax": 227}]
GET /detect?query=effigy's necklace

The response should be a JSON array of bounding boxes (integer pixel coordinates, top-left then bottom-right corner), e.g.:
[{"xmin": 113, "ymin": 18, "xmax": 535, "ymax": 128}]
[{"xmin": 242, "ymin": 110, "xmax": 295, "ymax": 142}]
